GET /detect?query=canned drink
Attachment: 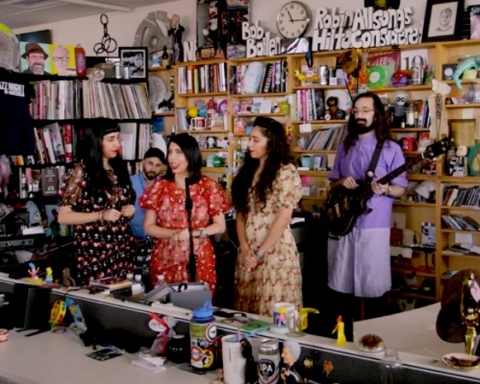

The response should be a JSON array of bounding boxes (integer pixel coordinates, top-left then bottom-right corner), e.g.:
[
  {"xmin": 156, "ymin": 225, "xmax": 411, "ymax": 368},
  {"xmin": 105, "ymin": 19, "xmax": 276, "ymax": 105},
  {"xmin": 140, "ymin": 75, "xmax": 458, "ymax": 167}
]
[
  {"xmin": 258, "ymin": 340, "xmax": 280, "ymax": 384},
  {"xmin": 123, "ymin": 66, "xmax": 131, "ymax": 79},
  {"xmin": 411, "ymin": 66, "xmax": 424, "ymax": 85},
  {"xmin": 114, "ymin": 62, "xmax": 122, "ymax": 79},
  {"xmin": 319, "ymin": 65, "xmax": 329, "ymax": 85}
]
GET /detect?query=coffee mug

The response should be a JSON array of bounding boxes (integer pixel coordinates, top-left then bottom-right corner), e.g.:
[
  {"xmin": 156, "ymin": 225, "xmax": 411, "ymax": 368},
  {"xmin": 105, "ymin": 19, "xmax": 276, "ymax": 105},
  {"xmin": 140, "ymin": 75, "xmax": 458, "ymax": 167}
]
[
  {"xmin": 191, "ymin": 117, "xmax": 206, "ymax": 130},
  {"xmin": 272, "ymin": 302, "xmax": 298, "ymax": 332}
]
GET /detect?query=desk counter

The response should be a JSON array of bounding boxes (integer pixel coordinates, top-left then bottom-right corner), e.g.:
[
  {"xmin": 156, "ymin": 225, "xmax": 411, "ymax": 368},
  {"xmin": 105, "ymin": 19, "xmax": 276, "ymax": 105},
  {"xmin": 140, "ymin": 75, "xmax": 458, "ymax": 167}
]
[{"xmin": 0, "ymin": 274, "xmax": 479, "ymax": 384}]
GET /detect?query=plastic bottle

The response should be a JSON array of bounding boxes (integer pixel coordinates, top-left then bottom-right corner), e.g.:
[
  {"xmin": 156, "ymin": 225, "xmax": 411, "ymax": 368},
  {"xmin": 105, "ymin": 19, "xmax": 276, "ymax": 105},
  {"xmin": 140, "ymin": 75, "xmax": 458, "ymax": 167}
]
[
  {"xmin": 190, "ymin": 301, "xmax": 216, "ymax": 371},
  {"xmin": 380, "ymin": 349, "xmax": 404, "ymax": 384},
  {"xmin": 132, "ymin": 274, "xmax": 145, "ymax": 295},
  {"xmin": 155, "ymin": 274, "xmax": 166, "ymax": 288},
  {"xmin": 406, "ymin": 104, "xmax": 415, "ymax": 127},
  {"xmin": 126, "ymin": 273, "xmax": 134, "ymax": 282},
  {"xmin": 74, "ymin": 44, "xmax": 86, "ymax": 77}
]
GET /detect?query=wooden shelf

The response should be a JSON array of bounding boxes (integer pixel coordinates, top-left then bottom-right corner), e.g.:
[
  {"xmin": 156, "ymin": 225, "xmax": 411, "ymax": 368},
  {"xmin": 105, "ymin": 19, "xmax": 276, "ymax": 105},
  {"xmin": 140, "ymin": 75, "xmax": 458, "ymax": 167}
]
[
  {"xmin": 393, "ymin": 201, "xmax": 435, "ymax": 207},
  {"xmin": 441, "ymin": 205, "xmax": 480, "ymax": 210},
  {"xmin": 230, "ymin": 92, "xmax": 287, "ymax": 98},
  {"xmin": 369, "ymin": 85, "xmax": 432, "ymax": 92},
  {"xmin": 297, "ymin": 170, "xmax": 329, "ymax": 177},
  {"xmin": 185, "ymin": 129, "xmax": 229, "ymax": 134},
  {"xmin": 290, "ymin": 120, "xmax": 348, "ymax": 124},
  {"xmin": 390, "ymin": 128, "xmax": 430, "ymax": 132},
  {"xmin": 200, "ymin": 148, "xmax": 227, "ymax": 152},
  {"xmin": 292, "ymin": 85, "xmax": 346, "ymax": 90},
  {"xmin": 177, "ymin": 92, "xmax": 228, "ymax": 98},
  {"xmin": 407, "ymin": 174, "xmax": 438, "ymax": 181},
  {"xmin": 440, "ymin": 176, "xmax": 480, "ymax": 183},
  {"xmin": 232, "ymin": 113, "xmax": 286, "ymax": 117},
  {"xmin": 152, "ymin": 112, "xmax": 174, "ymax": 116},
  {"xmin": 202, "ymin": 167, "xmax": 227, "ymax": 173},
  {"xmin": 445, "ymin": 103, "xmax": 480, "ymax": 109}
]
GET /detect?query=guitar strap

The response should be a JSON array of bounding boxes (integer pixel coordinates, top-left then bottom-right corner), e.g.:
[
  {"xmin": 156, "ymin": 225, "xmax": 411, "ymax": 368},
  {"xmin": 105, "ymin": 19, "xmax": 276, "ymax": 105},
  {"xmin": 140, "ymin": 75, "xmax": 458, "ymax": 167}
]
[{"xmin": 365, "ymin": 140, "xmax": 384, "ymax": 184}]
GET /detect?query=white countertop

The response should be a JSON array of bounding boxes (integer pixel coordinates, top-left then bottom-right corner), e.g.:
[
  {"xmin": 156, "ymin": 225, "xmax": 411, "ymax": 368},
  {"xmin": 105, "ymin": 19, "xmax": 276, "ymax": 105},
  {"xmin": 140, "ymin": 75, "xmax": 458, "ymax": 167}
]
[
  {"xmin": 0, "ymin": 330, "xmax": 216, "ymax": 384},
  {"xmin": 355, "ymin": 302, "xmax": 463, "ymax": 358},
  {"xmin": 1, "ymin": 273, "xmax": 479, "ymax": 382}
]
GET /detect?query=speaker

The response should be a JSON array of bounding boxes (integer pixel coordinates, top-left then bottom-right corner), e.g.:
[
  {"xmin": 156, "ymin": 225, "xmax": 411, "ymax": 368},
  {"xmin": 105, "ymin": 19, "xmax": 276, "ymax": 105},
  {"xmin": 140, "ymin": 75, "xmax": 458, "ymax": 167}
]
[{"xmin": 12, "ymin": 284, "xmax": 51, "ymax": 331}]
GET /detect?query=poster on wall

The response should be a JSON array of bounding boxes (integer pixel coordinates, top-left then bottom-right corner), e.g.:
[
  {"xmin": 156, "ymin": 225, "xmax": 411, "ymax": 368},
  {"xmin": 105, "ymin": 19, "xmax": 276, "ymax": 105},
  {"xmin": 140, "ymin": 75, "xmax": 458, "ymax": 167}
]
[{"xmin": 20, "ymin": 42, "xmax": 76, "ymax": 76}]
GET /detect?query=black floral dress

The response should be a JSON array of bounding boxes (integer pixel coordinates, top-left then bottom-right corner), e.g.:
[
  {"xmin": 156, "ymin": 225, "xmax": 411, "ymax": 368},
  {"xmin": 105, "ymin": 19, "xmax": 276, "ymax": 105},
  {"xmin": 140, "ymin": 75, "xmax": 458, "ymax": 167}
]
[{"xmin": 59, "ymin": 163, "xmax": 136, "ymax": 286}]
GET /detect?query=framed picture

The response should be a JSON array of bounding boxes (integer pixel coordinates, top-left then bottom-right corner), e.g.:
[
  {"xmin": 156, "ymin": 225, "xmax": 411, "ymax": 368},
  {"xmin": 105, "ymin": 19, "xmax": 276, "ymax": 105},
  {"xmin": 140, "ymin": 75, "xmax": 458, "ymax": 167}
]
[
  {"xmin": 118, "ymin": 46, "xmax": 147, "ymax": 79},
  {"xmin": 422, "ymin": 0, "xmax": 464, "ymax": 42},
  {"xmin": 448, "ymin": 118, "xmax": 476, "ymax": 147}
]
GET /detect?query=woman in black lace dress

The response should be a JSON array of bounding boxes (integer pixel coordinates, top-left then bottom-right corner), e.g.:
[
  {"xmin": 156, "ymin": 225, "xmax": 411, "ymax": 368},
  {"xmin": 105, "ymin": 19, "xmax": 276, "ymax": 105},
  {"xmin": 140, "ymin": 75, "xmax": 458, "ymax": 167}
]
[{"xmin": 58, "ymin": 119, "xmax": 136, "ymax": 285}]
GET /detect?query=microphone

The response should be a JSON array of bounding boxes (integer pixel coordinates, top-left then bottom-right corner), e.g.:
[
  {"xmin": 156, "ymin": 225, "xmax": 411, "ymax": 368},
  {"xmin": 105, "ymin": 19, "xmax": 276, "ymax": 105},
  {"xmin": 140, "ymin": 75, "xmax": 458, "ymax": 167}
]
[{"xmin": 184, "ymin": 176, "xmax": 196, "ymax": 282}]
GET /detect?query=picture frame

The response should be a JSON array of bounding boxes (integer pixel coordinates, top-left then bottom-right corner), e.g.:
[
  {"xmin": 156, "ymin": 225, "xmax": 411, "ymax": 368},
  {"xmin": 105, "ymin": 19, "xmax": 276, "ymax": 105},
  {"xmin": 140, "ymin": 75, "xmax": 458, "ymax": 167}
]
[
  {"xmin": 422, "ymin": 0, "xmax": 464, "ymax": 42},
  {"xmin": 118, "ymin": 46, "xmax": 147, "ymax": 79},
  {"xmin": 448, "ymin": 118, "xmax": 476, "ymax": 147}
]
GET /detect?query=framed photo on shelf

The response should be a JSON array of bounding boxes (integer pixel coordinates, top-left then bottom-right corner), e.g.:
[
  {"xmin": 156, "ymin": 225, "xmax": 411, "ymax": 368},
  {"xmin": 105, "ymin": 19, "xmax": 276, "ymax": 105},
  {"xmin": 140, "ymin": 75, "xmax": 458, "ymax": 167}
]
[
  {"xmin": 422, "ymin": 0, "xmax": 464, "ymax": 42},
  {"xmin": 118, "ymin": 46, "xmax": 148, "ymax": 79}
]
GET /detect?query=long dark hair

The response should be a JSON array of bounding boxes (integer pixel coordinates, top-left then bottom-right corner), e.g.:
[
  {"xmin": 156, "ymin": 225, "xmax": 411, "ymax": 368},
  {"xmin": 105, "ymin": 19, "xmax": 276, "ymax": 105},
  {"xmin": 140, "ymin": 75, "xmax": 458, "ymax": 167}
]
[
  {"xmin": 344, "ymin": 92, "xmax": 391, "ymax": 152},
  {"xmin": 163, "ymin": 133, "xmax": 202, "ymax": 183},
  {"xmin": 76, "ymin": 118, "xmax": 131, "ymax": 189},
  {"xmin": 231, "ymin": 117, "xmax": 292, "ymax": 215}
]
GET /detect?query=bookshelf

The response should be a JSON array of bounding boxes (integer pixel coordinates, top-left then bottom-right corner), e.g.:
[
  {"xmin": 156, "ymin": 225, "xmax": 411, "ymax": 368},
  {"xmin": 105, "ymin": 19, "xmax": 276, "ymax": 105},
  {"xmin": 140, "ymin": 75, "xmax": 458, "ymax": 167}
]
[{"xmin": 156, "ymin": 40, "xmax": 480, "ymax": 302}]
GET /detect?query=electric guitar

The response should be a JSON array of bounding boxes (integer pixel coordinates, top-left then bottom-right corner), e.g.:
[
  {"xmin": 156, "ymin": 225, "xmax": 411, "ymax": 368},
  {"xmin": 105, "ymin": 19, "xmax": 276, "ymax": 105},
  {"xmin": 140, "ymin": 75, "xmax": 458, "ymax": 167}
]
[{"xmin": 325, "ymin": 137, "xmax": 451, "ymax": 237}]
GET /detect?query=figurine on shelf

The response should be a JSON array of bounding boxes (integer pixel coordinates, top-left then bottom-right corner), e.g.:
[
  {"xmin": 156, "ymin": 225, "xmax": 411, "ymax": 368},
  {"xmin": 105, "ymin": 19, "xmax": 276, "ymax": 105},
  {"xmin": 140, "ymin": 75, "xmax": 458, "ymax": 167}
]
[
  {"xmin": 45, "ymin": 267, "xmax": 54, "ymax": 284},
  {"xmin": 151, "ymin": 55, "xmax": 161, "ymax": 67},
  {"xmin": 461, "ymin": 272, "xmax": 480, "ymax": 354},
  {"xmin": 202, "ymin": 1, "xmax": 219, "ymax": 48},
  {"xmin": 332, "ymin": 315, "xmax": 347, "ymax": 346},
  {"xmin": 280, "ymin": 340, "xmax": 304, "ymax": 384},
  {"xmin": 28, "ymin": 262, "xmax": 41, "ymax": 282},
  {"xmin": 161, "ymin": 46, "xmax": 170, "ymax": 68},
  {"xmin": 324, "ymin": 96, "xmax": 345, "ymax": 120},
  {"xmin": 392, "ymin": 90, "xmax": 408, "ymax": 127},
  {"xmin": 168, "ymin": 14, "xmax": 185, "ymax": 64}
]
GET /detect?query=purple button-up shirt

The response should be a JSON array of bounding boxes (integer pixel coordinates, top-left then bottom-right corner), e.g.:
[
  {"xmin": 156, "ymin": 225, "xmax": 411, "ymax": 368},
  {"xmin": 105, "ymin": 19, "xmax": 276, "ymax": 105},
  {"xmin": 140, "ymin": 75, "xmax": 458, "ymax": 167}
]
[{"xmin": 329, "ymin": 134, "xmax": 408, "ymax": 229}]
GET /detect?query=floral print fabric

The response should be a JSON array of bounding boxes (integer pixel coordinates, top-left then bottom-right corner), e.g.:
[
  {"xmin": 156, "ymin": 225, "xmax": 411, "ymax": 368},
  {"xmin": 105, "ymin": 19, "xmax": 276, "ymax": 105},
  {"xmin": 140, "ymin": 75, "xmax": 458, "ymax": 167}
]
[
  {"xmin": 58, "ymin": 162, "xmax": 136, "ymax": 286},
  {"xmin": 234, "ymin": 164, "xmax": 303, "ymax": 316},
  {"xmin": 139, "ymin": 176, "xmax": 229, "ymax": 295}
]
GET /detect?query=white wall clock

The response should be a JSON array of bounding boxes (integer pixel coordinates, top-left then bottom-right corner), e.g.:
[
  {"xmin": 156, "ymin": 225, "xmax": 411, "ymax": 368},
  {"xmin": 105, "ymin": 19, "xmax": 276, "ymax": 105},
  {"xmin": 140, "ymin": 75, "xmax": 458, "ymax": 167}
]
[{"xmin": 276, "ymin": 1, "xmax": 311, "ymax": 39}]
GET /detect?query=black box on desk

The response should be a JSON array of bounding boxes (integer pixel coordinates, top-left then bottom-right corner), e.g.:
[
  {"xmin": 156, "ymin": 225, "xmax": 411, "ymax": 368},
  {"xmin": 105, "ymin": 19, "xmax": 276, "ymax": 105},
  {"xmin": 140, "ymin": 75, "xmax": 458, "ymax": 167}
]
[{"xmin": 11, "ymin": 284, "xmax": 51, "ymax": 330}]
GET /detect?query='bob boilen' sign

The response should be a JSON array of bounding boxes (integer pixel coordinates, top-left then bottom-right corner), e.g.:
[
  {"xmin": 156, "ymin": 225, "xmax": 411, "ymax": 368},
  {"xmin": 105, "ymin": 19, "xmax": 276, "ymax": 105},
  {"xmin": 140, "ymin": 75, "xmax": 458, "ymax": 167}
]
[{"xmin": 312, "ymin": 6, "xmax": 422, "ymax": 51}]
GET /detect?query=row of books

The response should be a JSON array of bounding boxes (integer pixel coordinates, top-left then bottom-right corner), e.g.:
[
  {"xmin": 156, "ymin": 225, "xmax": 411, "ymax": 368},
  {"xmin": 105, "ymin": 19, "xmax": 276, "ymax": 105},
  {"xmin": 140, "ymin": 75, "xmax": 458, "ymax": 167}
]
[
  {"xmin": 29, "ymin": 80, "xmax": 151, "ymax": 120},
  {"xmin": 229, "ymin": 60, "xmax": 288, "ymax": 95},
  {"xmin": 299, "ymin": 125, "xmax": 347, "ymax": 151},
  {"xmin": 442, "ymin": 185, "xmax": 480, "ymax": 207},
  {"xmin": 177, "ymin": 63, "xmax": 227, "ymax": 95},
  {"xmin": 30, "ymin": 122, "xmax": 151, "ymax": 165},
  {"xmin": 442, "ymin": 214, "xmax": 480, "ymax": 232}
]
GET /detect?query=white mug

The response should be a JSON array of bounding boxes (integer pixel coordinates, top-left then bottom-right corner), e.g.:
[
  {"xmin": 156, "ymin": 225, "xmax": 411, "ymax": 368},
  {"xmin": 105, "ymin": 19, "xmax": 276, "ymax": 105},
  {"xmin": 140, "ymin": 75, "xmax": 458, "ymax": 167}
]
[
  {"xmin": 221, "ymin": 335, "xmax": 246, "ymax": 384},
  {"xmin": 272, "ymin": 302, "xmax": 299, "ymax": 332}
]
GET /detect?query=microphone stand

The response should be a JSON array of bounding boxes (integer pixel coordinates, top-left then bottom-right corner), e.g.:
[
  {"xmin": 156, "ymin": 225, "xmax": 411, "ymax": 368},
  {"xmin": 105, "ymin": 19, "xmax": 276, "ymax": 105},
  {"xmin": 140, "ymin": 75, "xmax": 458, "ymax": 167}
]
[{"xmin": 185, "ymin": 177, "xmax": 197, "ymax": 282}]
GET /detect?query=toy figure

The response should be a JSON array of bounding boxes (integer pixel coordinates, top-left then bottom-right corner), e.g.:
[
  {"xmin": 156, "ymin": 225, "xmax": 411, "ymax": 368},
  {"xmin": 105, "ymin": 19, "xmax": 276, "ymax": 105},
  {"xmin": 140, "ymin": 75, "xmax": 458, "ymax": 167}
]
[
  {"xmin": 332, "ymin": 315, "xmax": 347, "ymax": 346},
  {"xmin": 168, "ymin": 14, "xmax": 185, "ymax": 64},
  {"xmin": 280, "ymin": 340, "xmax": 304, "ymax": 384},
  {"xmin": 393, "ymin": 90, "xmax": 408, "ymax": 127},
  {"xmin": 324, "ymin": 97, "xmax": 345, "ymax": 120},
  {"xmin": 461, "ymin": 272, "xmax": 480, "ymax": 354},
  {"xmin": 202, "ymin": 1, "xmax": 219, "ymax": 48},
  {"xmin": 45, "ymin": 267, "xmax": 53, "ymax": 283},
  {"xmin": 161, "ymin": 46, "xmax": 170, "ymax": 67},
  {"xmin": 28, "ymin": 262, "xmax": 41, "ymax": 282},
  {"xmin": 151, "ymin": 55, "xmax": 160, "ymax": 67}
]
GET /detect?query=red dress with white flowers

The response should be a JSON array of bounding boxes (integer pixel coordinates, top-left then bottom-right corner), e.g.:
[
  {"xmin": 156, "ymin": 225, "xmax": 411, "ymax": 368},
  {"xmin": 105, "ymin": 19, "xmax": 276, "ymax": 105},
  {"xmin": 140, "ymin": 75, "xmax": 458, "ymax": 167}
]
[{"xmin": 139, "ymin": 176, "xmax": 229, "ymax": 295}]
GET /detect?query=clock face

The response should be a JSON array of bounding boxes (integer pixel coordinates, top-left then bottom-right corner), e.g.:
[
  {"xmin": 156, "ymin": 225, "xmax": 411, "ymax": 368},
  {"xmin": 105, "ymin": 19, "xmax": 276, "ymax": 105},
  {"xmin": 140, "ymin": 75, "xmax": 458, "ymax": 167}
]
[{"xmin": 276, "ymin": 1, "xmax": 311, "ymax": 39}]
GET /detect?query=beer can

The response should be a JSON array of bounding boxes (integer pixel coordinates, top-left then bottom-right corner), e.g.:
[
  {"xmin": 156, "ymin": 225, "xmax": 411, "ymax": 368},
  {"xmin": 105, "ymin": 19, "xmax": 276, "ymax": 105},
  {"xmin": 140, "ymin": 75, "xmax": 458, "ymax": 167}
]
[
  {"xmin": 411, "ymin": 66, "xmax": 424, "ymax": 85},
  {"xmin": 319, "ymin": 65, "xmax": 329, "ymax": 85},
  {"xmin": 114, "ymin": 62, "xmax": 122, "ymax": 79},
  {"xmin": 258, "ymin": 340, "xmax": 280, "ymax": 384},
  {"xmin": 123, "ymin": 66, "xmax": 131, "ymax": 79}
]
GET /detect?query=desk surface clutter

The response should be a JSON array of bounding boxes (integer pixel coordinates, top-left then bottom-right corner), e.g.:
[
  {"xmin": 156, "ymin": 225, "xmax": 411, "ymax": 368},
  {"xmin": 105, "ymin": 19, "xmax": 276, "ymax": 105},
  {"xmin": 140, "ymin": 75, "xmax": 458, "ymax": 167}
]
[{"xmin": 0, "ymin": 330, "xmax": 216, "ymax": 384}]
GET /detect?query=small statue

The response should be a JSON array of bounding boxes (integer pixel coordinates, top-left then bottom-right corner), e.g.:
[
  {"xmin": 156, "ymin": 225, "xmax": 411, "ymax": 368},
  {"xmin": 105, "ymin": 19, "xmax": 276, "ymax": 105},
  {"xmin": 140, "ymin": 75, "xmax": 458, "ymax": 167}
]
[
  {"xmin": 151, "ymin": 55, "xmax": 160, "ymax": 67},
  {"xmin": 28, "ymin": 262, "xmax": 41, "ymax": 282},
  {"xmin": 280, "ymin": 340, "xmax": 304, "ymax": 384},
  {"xmin": 332, "ymin": 315, "xmax": 347, "ymax": 346},
  {"xmin": 168, "ymin": 14, "xmax": 185, "ymax": 64},
  {"xmin": 62, "ymin": 267, "xmax": 76, "ymax": 289},
  {"xmin": 45, "ymin": 267, "xmax": 54, "ymax": 283},
  {"xmin": 461, "ymin": 272, "xmax": 480, "ymax": 354},
  {"xmin": 161, "ymin": 46, "xmax": 170, "ymax": 68},
  {"xmin": 202, "ymin": 1, "xmax": 219, "ymax": 48}
]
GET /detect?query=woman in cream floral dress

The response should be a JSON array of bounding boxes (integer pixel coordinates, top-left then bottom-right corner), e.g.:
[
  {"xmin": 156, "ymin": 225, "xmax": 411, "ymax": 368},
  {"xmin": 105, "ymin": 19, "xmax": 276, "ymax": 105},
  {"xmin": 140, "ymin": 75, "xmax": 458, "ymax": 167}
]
[{"xmin": 232, "ymin": 117, "xmax": 303, "ymax": 316}]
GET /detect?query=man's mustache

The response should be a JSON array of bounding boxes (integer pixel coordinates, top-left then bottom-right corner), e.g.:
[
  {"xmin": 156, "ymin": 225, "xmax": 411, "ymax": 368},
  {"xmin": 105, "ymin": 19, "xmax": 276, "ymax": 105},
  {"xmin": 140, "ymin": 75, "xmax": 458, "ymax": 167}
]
[{"xmin": 356, "ymin": 119, "xmax": 367, "ymax": 125}]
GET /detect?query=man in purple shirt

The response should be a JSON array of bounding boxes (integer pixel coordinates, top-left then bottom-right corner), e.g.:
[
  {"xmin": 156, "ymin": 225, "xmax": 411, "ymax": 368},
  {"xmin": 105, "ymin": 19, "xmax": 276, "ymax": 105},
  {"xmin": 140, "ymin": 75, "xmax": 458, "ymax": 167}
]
[{"xmin": 328, "ymin": 92, "xmax": 408, "ymax": 319}]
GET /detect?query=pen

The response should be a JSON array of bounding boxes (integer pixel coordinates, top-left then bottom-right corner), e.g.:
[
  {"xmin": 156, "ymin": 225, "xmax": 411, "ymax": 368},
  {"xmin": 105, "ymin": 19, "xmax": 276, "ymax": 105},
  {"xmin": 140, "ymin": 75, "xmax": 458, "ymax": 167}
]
[{"xmin": 107, "ymin": 344, "xmax": 124, "ymax": 354}]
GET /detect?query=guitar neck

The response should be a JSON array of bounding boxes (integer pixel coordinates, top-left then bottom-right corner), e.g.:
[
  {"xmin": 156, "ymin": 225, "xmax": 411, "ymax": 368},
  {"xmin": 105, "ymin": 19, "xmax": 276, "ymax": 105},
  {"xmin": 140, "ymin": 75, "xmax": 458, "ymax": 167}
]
[{"xmin": 376, "ymin": 154, "xmax": 423, "ymax": 185}]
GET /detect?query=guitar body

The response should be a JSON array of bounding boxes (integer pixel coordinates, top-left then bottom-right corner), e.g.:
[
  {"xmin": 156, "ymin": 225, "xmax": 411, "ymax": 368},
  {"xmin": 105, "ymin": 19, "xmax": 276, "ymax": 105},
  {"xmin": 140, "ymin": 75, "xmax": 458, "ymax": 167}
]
[{"xmin": 325, "ymin": 180, "xmax": 374, "ymax": 237}]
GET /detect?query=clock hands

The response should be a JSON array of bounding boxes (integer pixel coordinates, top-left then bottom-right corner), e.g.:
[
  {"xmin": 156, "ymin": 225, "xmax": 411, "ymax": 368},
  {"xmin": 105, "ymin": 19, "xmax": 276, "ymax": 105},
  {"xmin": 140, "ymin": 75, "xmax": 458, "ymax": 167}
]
[
  {"xmin": 287, "ymin": 10, "xmax": 294, "ymax": 22},
  {"xmin": 291, "ymin": 18, "xmax": 308, "ymax": 22}
]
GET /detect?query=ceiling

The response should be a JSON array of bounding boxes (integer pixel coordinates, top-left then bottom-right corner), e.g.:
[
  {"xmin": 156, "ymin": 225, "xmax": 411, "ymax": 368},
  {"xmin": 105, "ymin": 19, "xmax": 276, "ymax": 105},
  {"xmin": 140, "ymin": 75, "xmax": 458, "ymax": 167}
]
[{"xmin": 0, "ymin": 0, "xmax": 176, "ymax": 29}]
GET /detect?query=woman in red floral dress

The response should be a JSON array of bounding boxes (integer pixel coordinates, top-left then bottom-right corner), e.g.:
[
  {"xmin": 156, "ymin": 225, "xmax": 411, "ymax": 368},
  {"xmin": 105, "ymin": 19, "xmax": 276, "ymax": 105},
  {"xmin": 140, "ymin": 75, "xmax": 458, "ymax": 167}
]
[{"xmin": 140, "ymin": 134, "xmax": 229, "ymax": 295}]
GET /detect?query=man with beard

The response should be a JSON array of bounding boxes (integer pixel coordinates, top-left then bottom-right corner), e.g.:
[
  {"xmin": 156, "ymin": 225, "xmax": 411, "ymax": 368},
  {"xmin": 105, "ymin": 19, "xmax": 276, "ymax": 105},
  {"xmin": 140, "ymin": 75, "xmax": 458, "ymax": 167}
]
[
  {"xmin": 130, "ymin": 148, "xmax": 165, "ymax": 239},
  {"xmin": 22, "ymin": 43, "xmax": 50, "ymax": 75},
  {"xmin": 327, "ymin": 92, "xmax": 407, "ymax": 320}
]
